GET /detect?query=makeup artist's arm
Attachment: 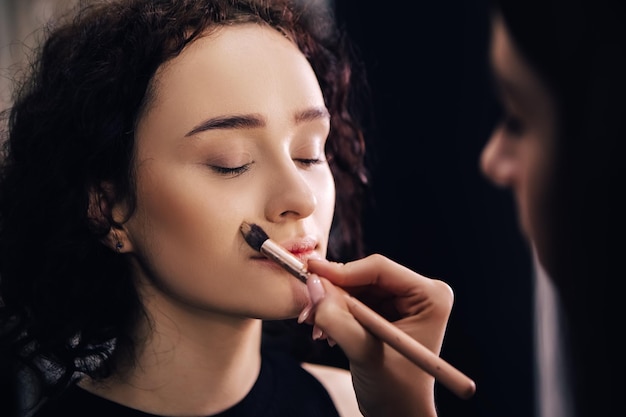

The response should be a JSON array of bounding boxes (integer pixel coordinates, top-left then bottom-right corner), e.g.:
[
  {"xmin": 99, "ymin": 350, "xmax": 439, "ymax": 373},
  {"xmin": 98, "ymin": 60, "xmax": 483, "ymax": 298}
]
[{"xmin": 305, "ymin": 256, "xmax": 453, "ymax": 417}]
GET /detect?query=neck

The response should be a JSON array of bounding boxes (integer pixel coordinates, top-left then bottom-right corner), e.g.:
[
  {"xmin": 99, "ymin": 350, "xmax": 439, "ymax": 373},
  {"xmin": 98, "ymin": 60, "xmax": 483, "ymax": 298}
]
[{"xmin": 81, "ymin": 285, "xmax": 263, "ymax": 416}]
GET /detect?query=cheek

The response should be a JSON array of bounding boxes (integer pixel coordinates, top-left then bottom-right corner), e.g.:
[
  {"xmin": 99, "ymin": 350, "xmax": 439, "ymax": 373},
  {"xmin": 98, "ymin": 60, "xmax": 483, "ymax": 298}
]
[
  {"xmin": 312, "ymin": 166, "xmax": 336, "ymax": 229},
  {"xmin": 132, "ymin": 170, "xmax": 226, "ymax": 247},
  {"xmin": 125, "ymin": 164, "xmax": 244, "ymax": 285},
  {"xmin": 520, "ymin": 137, "xmax": 553, "ymax": 245},
  {"xmin": 126, "ymin": 166, "xmax": 287, "ymax": 318}
]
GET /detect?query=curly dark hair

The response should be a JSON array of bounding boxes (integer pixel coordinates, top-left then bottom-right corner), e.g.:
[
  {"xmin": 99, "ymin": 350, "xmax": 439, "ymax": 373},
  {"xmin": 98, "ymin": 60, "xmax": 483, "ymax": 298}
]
[{"xmin": 0, "ymin": 0, "xmax": 369, "ymax": 410}]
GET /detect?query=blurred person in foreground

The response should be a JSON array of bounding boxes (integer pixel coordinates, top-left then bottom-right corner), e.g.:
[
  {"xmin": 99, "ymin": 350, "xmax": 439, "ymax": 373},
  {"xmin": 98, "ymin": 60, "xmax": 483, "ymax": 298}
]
[{"xmin": 482, "ymin": 1, "xmax": 626, "ymax": 416}]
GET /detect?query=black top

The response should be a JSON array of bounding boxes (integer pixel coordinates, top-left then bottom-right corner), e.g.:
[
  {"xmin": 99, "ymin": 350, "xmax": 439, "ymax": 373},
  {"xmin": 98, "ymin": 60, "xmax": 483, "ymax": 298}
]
[{"xmin": 32, "ymin": 349, "xmax": 341, "ymax": 417}]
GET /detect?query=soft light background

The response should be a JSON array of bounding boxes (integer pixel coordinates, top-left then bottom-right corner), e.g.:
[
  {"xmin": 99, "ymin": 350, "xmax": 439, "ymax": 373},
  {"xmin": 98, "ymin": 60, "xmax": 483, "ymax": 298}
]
[{"xmin": 1, "ymin": 0, "xmax": 79, "ymax": 111}]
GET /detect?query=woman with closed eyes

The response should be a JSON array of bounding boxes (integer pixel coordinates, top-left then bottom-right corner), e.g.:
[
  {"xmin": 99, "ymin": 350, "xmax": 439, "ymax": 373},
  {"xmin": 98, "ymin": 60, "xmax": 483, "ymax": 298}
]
[{"xmin": 0, "ymin": 1, "xmax": 454, "ymax": 416}]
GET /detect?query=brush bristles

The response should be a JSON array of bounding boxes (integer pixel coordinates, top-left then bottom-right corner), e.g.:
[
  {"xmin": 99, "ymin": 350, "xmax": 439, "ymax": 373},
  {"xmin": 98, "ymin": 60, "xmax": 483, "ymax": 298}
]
[{"xmin": 240, "ymin": 221, "xmax": 269, "ymax": 251}]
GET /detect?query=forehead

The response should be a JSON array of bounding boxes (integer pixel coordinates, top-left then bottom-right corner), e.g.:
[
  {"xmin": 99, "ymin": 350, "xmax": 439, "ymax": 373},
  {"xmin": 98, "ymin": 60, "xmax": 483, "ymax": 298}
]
[
  {"xmin": 490, "ymin": 14, "xmax": 552, "ymax": 116},
  {"xmin": 490, "ymin": 14, "xmax": 529, "ymax": 95},
  {"xmin": 154, "ymin": 24, "xmax": 322, "ymax": 105},
  {"xmin": 136, "ymin": 23, "xmax": 325, "ymax": 138}
]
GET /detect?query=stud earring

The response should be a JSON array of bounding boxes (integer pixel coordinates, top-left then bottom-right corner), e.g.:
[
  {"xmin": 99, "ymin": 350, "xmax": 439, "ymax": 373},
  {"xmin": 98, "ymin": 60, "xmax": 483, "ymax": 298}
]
[{"xmin": 115, "ymin": 241, "xmax": 124, "ymax": 252}]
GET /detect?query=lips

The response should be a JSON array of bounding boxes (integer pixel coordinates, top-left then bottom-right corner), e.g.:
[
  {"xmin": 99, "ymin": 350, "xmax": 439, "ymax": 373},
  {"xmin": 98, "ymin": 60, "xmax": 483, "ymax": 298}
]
[
  {"xmin": 250, "ymin": 236, "xmax": 320, "ymax": 264},
  {"xmin": 279, "ymin": 237, "xmax": 316, "ymax": 259},
  {"xmin": 282, "ymin": 237, "xmax": 317, "ymax": 253}
]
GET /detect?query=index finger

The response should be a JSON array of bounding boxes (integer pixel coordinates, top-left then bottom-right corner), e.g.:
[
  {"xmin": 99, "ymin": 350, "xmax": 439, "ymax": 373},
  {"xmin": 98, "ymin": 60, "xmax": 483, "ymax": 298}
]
[{"xmin": 307, "ymin": 254, "xmax": 437, "ymax": 294}]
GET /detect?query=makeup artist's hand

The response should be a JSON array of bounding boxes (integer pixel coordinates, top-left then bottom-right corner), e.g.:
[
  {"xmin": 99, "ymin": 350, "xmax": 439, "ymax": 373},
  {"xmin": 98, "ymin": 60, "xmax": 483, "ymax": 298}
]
[{"xmin": 304, "ymin": 255, "xmax": 454, "ymax": 417}]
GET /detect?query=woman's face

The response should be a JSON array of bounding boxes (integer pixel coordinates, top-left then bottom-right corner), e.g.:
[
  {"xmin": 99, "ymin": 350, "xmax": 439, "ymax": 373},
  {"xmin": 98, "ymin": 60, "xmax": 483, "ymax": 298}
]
[
  {"xmin": 119, "ymin": 24, "xmax": 335, "ymax": 320},
  {"xmin": 481, "ymin": 13, "xmax": 557, "ymax": 252}
]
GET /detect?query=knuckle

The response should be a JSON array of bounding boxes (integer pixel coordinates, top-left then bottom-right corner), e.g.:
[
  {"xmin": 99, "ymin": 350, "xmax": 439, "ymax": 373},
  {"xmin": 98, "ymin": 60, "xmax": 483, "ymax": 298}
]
[{"xmin": 432, "ymin": 279, "xmax": 455, "ymax": 310}]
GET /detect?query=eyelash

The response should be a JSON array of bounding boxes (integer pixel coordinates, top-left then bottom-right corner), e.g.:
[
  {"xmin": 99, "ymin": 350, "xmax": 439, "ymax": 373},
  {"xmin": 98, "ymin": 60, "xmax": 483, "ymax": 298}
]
[
  {"xmin": 210, "ymin": 164, "xmax": 252, "ymax": 177},
  {"xmin": 209, "ymin": 158, "xmax": 325, "ymax": 177},
  {"xmin": 296, "ymin": 158, "xmax": 325, "ymax": 167}
]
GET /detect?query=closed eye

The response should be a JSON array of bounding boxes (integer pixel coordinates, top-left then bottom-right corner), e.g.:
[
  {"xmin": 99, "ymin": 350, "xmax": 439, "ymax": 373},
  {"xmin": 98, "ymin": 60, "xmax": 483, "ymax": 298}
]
[
  {"xmin": 295, "ymin": 158, "xmax": 326, "ymax": 168},
  {"xmin": 209, "ymin": 163, "xmax": 252, "ymax": 177}
]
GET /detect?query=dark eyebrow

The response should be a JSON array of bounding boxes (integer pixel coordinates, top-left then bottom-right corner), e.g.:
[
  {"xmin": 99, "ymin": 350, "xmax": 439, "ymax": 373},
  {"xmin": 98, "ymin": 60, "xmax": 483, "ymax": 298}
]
[
  {"xmin": 185, "ymin": 114, "xmax": 265, "ymax": 137},
  {"xmin": 294, "ymin": 107, "xmax": 330, "ymax": 124},
  {"xmin": 185, "ymin": 107, "xmax": 330, "ymax": 138}
]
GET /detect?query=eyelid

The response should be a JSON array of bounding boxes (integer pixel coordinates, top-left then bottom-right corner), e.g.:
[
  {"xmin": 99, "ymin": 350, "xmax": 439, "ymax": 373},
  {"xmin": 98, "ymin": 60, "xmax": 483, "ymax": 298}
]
[
  {"xmin": 291, "ymin": 136, "xmax": 327, "ymax": 166},
  {"xmin": 295, "ymin": 157, "xmax": 326, "ymax": 168},
  {"xmin": 208, "ymin": 162, "xmax": 253, "ymax": 177}
]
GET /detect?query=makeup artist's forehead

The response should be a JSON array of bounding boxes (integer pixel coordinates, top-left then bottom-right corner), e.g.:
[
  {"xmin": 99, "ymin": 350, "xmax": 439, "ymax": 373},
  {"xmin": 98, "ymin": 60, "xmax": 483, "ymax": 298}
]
[{"xmin": 490, "ymin": 15, "xmax": 547, "ymax": 116}]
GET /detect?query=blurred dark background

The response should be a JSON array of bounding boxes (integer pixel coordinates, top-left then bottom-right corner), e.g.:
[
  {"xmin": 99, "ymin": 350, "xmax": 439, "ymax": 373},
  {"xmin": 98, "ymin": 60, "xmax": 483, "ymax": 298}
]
[{"xmin": 333, "ymin": 1, "xmax": 535, "ymax": 416}]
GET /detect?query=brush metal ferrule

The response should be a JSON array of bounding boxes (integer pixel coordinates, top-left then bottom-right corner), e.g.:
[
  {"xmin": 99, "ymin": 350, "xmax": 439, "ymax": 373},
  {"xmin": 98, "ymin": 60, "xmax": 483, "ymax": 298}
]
[{"xmin": 260, "ymin": 240, "xmax": 309, "ymax": 283}]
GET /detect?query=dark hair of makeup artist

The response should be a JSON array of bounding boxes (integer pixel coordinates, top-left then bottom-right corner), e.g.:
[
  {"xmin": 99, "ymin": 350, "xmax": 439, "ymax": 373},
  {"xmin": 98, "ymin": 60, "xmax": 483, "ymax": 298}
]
[
  {"xmin": 491, "ymin": 1, "xmax": 626, "ymax": 415},
  {"xmin": 0, "ymin": 0, "xmax": 371, "ymax": 410}
]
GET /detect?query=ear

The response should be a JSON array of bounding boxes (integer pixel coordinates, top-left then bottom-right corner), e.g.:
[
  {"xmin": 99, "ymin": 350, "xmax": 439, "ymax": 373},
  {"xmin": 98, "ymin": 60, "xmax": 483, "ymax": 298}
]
[
  {"xmin": 87, "ymin": 182, "xmax": 134, "ymax": 254},
  {"xmin": 103, "ymin": 226, "xmax": 133, "ymax": 254}
]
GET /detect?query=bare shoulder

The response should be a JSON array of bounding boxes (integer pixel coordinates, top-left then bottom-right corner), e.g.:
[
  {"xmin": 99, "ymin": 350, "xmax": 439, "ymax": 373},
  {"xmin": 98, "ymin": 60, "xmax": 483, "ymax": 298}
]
[{"xmin": 301, "ymin": 362, "xmax": 362, "ymax": 417}]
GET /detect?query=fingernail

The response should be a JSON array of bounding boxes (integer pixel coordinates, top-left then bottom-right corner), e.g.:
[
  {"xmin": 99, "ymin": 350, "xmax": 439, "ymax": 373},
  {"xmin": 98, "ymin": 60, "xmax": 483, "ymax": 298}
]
[
  {"xmin": 298, "ymin": 304, "xmax": 312, "ymax": 324},
  {"xmin": 307, "ymin": 274, "xmax": 325, "ymax": 305},
  {"xmin": 312, "ymin": 325, "xmax": 324, "ymax": 340}
]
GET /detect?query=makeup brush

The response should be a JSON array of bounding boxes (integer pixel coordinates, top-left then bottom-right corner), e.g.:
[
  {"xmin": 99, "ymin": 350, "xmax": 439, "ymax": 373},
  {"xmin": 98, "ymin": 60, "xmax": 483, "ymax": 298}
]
[
  {"xmin": 240, "ymin": 221, "xmax": 308, "ymax": 283},
  {"xmin": 239, "ymin": 221, "xmax": 476, "ymax": 400}
]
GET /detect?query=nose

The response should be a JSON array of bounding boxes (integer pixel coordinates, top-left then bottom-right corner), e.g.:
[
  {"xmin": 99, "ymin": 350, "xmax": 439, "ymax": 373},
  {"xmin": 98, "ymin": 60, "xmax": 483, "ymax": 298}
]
[
  {"xmin": 480, "ymin": 128, "xmax": 516, "ymax": 188},
  {"xmin": 264, "ymin": 160, "xmax": 317, "ymax": 222}
]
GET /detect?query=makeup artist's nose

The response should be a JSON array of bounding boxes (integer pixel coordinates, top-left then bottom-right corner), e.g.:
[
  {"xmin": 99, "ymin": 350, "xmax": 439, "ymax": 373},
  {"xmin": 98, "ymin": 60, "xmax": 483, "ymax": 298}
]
[
  {"xmin": 264, "ymin": 163, "xmax": 317, "ymax": 221},
  {"xmin": 480, "ymin": 129, "xmax": 516, "ymax": 188}
]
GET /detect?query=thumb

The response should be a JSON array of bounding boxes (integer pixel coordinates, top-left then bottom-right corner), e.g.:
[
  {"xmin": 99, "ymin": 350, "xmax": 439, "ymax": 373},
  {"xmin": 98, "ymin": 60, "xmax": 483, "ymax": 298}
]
[{"xmin": 308, "ymin": 275, "xmax": 384, "ymax": 366}]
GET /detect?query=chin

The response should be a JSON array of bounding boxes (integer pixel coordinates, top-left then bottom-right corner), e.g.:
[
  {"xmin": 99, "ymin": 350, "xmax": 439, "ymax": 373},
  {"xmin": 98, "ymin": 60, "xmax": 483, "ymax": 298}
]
[
  {"xmin": 517, "ymin": 208, "xmax": 537, "ymax": 243},
  {"xmin": 256, "ymin": 285, "xmax": 310, "ymax": 320}
]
